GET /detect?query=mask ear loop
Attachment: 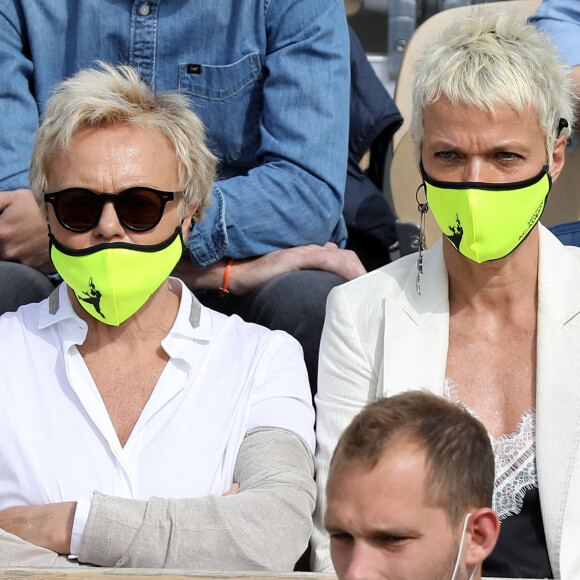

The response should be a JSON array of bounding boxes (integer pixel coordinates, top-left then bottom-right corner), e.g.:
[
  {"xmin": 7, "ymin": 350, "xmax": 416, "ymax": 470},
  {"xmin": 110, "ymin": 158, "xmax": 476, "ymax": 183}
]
[
  {"xmin": 450, "ymin": 512, "xmax": 473, "ymax": 580},
  {"xmin": 468, "ymin": 562, "xmax": 479, "ymax": 580},
  {"xmin": 415, "ymin": 182, "xmax": 428, "ymax": 295},
  {"xmin": 558, "ymin": 117, "xmax": 569, "ymax": 135}
]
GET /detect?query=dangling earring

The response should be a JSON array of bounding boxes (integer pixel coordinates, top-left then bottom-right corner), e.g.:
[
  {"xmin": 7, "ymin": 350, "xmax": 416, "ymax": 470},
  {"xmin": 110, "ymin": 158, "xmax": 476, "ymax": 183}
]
[
  {"xmin": 415, "ymin": 183, "xmax": 428, "ymax": 296},
  {"xmin": 189, "ymin": 218, "xmax": 195, "ymax": 232}
]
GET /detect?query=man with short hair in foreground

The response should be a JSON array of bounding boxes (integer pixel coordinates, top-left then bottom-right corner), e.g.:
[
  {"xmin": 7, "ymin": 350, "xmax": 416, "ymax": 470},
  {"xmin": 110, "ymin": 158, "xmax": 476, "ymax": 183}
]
[{"xmin": 325, "ymin": 391, "xmax": 500, "ymax": 580}]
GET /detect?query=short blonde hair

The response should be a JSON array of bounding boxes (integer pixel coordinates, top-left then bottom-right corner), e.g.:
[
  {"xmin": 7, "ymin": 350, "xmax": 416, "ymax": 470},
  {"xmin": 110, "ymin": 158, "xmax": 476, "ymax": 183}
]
[
  {"xmin": 30, "ymin": 61, "xmax": 216, "ymax": 222},
  {"xmin": 411, "ymin": 9, "xmax": 576, "ymax": 166}
]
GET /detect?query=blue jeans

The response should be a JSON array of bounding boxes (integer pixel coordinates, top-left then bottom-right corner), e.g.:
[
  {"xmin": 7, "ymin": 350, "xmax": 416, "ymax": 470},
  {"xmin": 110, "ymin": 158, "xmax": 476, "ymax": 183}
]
[{"xmin": 0, "ymin": 262, "xmax": 55, "ymax": 315}]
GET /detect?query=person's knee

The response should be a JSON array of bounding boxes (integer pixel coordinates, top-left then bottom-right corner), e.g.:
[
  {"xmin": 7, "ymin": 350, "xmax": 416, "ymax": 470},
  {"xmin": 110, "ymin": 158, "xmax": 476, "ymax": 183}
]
[
  {"xmin": 0, "ymin": 262, "xmax": 55, "ymax": 315},
  {"xmin": 248, "ymin": 270, "xmax": 345, "ymax": 330}
]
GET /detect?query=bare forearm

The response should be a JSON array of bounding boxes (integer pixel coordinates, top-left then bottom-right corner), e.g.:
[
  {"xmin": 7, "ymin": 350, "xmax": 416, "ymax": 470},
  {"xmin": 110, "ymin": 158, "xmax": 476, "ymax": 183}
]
[
  {"xmin": 174, "ymin": 244, "xmax": 365, "ymax": 296},
  {"xmin": 173, "ymin": 256, "xmax": 229, "ymax": 291},
  {"xmin": 0, "ymin": 502, "xmax": 77, "ymax": 565}
]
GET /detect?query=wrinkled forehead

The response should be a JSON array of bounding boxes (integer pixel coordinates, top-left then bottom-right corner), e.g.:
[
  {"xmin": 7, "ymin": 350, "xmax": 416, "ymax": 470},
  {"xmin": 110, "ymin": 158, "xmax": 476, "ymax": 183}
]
[
  {"xmin": 325, "ymin": 444, "xmax": 458, "ymax": 541},
  {"xmin": 422, "ymin": 94, "xmax": 540, "ymax": 127},
  {"xmin": 415, "ymin": 94, "xmax": 547, "ymax": 160}
]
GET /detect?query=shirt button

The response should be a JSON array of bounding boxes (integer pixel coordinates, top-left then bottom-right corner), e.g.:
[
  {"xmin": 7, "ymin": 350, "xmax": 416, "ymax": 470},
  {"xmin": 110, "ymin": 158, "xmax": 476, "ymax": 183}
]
[{"xmin": 139, "ymin": 2, "xmax": 150, "ymax": 16}]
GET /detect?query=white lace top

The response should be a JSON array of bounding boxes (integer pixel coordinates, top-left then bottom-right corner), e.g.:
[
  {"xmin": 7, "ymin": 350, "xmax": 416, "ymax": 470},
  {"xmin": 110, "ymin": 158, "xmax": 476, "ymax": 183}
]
[{"xmin": 444, "ymin": 379, "xmax": 537, "ymax": 520}]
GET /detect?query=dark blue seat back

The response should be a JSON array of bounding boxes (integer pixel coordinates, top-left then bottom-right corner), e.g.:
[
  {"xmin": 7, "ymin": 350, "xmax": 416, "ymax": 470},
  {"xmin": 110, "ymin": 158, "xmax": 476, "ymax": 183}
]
[{"xmin": 547, "ymin": 221, "xmax": 580, "ymax": 247}]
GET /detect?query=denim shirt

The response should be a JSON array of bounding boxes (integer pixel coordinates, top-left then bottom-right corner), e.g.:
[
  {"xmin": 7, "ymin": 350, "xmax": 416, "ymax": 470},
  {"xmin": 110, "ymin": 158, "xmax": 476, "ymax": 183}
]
[
  {"xmin": 529, "ymin": 0, "xmax": 580, "ymax": 66},
  {"xmin": 0, "ymin": 0, "xmax": 349, "ymax": 265}
]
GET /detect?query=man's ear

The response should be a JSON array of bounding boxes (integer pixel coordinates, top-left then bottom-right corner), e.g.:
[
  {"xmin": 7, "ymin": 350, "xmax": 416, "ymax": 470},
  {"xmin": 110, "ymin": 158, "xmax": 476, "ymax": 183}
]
[
  {"xmin": 550, "ymin": 133, "xmax": 568, "ymax": 183},
  {"xmin": 181, "ymin": 204, "xmax": 198, "ymax": 240},
  {"xmin": 464, "ymin": 507, "xmax": 500, "ymax": 568}
]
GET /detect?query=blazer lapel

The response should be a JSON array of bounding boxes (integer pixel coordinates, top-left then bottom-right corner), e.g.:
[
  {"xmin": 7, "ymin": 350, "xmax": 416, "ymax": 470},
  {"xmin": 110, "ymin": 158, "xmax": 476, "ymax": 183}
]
[
  {"xmin": 382, "ymin": 240, "xmax": 450, "ymax": 397},
  {"xmin": 380, "ymin": 226, "xmax": 580, "ymax": 576},
  {"xmin": 536, "ymin": 225, "xmax": 580, "ymax": 578}
]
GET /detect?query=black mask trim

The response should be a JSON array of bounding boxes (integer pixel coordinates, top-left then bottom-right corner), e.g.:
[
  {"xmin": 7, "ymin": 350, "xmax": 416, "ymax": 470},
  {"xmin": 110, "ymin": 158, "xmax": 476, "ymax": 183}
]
[
  {"xmin": 49, "ymin": 227, "xmax": 182, "ymax": 257},
  {"xmin": 419, "ymin": 162, "xmax": 551, "ymax": 192}
]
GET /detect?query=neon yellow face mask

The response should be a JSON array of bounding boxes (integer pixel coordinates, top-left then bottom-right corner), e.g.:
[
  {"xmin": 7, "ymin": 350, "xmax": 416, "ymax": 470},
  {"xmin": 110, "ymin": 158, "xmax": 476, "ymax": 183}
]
[
  {"xmin": 50, "ymin": 228, "xmax": 183, "ymax": 325},
  {"xmin": 422, "ymin": 163, "xmax": 551, "ymax": 263}
]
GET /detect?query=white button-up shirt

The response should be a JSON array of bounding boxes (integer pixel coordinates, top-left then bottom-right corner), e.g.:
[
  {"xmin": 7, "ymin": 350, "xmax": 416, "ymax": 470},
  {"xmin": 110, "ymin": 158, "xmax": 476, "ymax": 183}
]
[{"xmin": 0, "ymin": 279, "xmax": 314, "ymax": 555}]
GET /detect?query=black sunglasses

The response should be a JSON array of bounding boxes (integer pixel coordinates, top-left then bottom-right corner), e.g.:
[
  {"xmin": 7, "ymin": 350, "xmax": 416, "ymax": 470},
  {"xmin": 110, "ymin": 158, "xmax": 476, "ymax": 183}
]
[{"xmin": 44, "ymin": 187, "xmax": 185, "ymax": 232}]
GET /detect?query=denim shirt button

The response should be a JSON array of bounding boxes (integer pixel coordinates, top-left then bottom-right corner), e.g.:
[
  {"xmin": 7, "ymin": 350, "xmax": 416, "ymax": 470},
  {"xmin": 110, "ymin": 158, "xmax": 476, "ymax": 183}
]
[{"xmin": 139, "ymin": 2, "xmax": 150, "ymax": 16}]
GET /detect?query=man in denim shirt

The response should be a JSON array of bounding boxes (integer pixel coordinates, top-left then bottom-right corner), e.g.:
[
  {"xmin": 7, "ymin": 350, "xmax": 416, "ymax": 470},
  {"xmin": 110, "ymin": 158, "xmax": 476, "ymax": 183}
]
[{"xmin": 0, "ymin": 0, "xmax": 365, "ymax": 389}]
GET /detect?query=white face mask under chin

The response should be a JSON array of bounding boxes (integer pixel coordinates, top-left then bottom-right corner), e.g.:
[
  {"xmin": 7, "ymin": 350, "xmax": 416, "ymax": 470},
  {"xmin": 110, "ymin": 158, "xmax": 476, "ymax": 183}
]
[{"xmin": 449, "ymin": 513, "xmax": 478, "ymax": 580}]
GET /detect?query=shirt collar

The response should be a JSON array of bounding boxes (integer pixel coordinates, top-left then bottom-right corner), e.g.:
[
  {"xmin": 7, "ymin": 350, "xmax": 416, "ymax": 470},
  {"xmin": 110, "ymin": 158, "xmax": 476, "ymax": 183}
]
[
  {"xmin": 38, "ymin": 283, "xmax": 89, "ymax": 348},
  {"xmin": 39, "ymin": 283, "xmax": 81, "ymax": 327},
  {"xmin": 37, "ymin": 278, "xmax": 212, "ymax": 357},
  {"xmin": 164, "ymin": 278, "xmax": 211, "ymax": 334}
]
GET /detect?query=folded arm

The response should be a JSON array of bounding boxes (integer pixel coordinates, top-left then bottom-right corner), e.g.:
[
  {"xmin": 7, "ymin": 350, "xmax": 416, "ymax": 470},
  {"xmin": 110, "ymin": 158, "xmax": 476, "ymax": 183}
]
[
  {"xmin": 0, "ymin": 189, "xmax": 52, "ymax": 270},
  {"xmin": 0, "ymin": 428, "xmax": 314, "ymax": 569},
  {"xmin": 79, "ymin": 428, "xmax": 315, "ymax": 570},
  {"xmin": 175, "ymin": 242, "xmax": 366, "ymax": 295},
  {"xmin": 0, "ymin": 524, "xmax": 78, "ymax": 567}
]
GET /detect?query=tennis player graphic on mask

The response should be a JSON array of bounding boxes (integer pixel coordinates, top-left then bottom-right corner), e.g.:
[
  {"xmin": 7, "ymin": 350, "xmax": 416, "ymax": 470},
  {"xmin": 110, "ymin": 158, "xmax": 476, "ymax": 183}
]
[{"xmin": 76, "ymin": 278, "xmax": 104, "ymax": 319}]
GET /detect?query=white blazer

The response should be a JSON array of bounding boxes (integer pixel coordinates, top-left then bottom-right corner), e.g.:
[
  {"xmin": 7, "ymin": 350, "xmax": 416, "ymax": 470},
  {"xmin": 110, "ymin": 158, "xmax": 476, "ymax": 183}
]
[{"xmin": 312, "ymin": 225, "xmax": 580, "ymax": 579}]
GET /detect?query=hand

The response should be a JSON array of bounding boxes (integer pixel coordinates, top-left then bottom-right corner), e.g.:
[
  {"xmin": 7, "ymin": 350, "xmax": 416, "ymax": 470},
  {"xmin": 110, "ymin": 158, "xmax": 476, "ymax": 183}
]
[
  {"xmin": 229, "ymin": 243, "xmax": 366, "ymax": 295},
  {"xmin": 223, "ymin": 483, "xmax": 240, "ymax": 496},
  {"xmin": 0, "ymin": 502, "xmax": 76, "ymax": 554},
  {"xmin": 0, "ymin": 189, "xmax": 53, "ymax": 271},
  {"xmin": 175, "ymin": 243, "xmax": 366, "ymax": 296}
]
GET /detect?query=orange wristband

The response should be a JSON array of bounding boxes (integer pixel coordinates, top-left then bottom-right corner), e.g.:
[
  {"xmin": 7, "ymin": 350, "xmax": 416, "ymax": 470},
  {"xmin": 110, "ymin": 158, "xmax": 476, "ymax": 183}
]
[{"xmin": 219, "ymin": 258, "xmax": 235, "ymax": 297}]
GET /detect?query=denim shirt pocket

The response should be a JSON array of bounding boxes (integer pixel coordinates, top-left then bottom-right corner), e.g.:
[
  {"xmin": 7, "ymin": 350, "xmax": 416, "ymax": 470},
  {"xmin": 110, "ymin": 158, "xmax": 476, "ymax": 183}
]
[{"xmin": 179, "ymin": 53, "xmax": 263, "ymax": 164}]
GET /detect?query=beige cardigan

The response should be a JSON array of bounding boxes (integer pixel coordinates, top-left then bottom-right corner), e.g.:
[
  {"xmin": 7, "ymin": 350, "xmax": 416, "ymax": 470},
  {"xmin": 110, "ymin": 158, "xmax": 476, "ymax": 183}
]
[{"xmin": 0, "ymin": 428, "xmax": 315, "ymax": 571}]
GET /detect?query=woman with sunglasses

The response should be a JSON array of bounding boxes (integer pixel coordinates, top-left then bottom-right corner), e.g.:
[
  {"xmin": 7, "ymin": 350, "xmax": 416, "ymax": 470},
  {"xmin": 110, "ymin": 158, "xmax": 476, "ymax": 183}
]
[{"xmin": 0, "ymin": 63, "xmax": 316, "ymax": 570}]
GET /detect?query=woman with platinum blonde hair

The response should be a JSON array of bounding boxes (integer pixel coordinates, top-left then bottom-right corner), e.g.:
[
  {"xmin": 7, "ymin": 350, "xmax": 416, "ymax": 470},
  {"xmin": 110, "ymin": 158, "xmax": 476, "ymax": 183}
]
[
  {"xmin": 313, "ymin": 9, "xmax": 579, "ymax": 579},
  {"xmin": 0, "ymin": 63, "xmax": 316, "ymax": 570}
]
